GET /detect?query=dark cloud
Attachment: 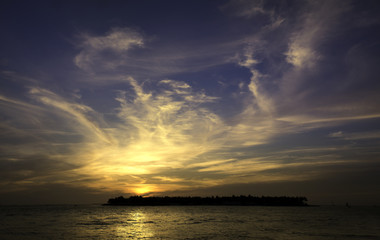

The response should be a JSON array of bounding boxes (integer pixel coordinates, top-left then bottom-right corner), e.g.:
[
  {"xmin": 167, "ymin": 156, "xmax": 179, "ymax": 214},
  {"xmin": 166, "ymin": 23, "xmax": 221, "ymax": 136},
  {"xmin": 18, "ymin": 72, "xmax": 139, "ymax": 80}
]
[
  {"xmin": 161, "ymin": 169, "xmax": 380, "ymax": 206},
  {"xmin": 0, "ymin": 154, "xmax": 79, "ymax": 188},
  {"xmin": 0, "ymin": 183, "xmax": 114, "ymax": 205}
]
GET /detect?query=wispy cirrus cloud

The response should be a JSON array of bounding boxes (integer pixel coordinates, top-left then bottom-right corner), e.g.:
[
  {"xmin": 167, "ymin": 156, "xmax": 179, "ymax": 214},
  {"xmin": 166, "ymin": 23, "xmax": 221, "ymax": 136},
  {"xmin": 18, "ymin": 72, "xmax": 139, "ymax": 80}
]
[
  {"xmin": 220, "ymin": 0, "xmax": 277, "ymax": 22},
  {"xmin": 72, "ymin": 27, "xmax": 247, "ymax": 83},
  {"xmin": 284, "ymin": 1, "xmax": 350, "ymax": 69},
  {"xmin": 0, "ymin": 72, "xmax": 231, "ymax": 195},
  {"xmin": 1, "ymin": 0, "xmax": 380, "ymax": 204},
  {"xmin": 74, "ymin": 28, "xmax": 145, "ymax": 73},
  {"xmin": 230, "ymin": 0, "xmax": 380, "ymax": 132},
  {"xmin": 329, "ymin": 130, "xmax": 380, "ymax": 140}
]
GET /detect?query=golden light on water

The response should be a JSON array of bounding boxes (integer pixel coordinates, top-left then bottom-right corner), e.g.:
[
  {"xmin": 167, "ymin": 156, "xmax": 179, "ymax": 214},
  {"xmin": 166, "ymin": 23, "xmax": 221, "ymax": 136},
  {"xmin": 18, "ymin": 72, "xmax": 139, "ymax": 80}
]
[{"xmin": 116, "ymin": 210, "xmax": 154, "ymax": 238}]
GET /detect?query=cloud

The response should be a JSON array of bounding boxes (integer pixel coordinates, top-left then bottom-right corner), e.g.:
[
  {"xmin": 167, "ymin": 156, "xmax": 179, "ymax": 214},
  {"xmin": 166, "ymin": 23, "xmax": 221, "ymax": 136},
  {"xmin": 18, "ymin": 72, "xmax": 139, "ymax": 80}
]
[
  {"xmin": 285, "ymin": 45, "xmax": 318, "ymax": 68},
  {"xmin": 74, "ymin": 28, "xmax": 144, "ymax": 72},
  {"xmin": 0, "ymin": 70, "xmax": 312, "ymax": 197},
  {"xmin": 329, "ymin": 131, "xmax": 380, "ymax": 140},
  {"xmin": 0, "ymin": 182, "xmax": 114, "ymax": 204},
  {"xmin": 284, "ymin": 1, "xmax": 349, "ymax": 69},
  {"xmin": 1, "ymin": 0, "xmax": 380, "ymax": 203},
  {"xmin": 1, "ymin": 73, "xmax": 233, "ymax": 195},
  {"xmin": 0, "ymin": 155, "xmax": 78, "ymax": 183},
  {"xmin": 248, "ymin": 0, "xmax": 380, "ymax": 133},
  {"xmin": 278, "ymin": 114, "xmax": 380, "ymax": 127},
  {"xmin": 220, "ymin": 0, "xmax": 275, "ymax": 20},
  {"xmin": 72, "ymin": 28, "xmax": 247, "ymax": 83},
  {"xmin": 28, "ymin": 87, "xmax": 113, "ymax": 145}
]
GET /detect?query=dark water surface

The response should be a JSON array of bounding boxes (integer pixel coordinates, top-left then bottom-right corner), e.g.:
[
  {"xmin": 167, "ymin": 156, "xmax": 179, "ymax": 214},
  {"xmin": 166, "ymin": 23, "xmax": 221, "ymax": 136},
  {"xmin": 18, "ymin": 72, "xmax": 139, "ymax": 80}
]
[{"xmin": 0, "ymin": 205, "xmax": 379, "ymax": 239}]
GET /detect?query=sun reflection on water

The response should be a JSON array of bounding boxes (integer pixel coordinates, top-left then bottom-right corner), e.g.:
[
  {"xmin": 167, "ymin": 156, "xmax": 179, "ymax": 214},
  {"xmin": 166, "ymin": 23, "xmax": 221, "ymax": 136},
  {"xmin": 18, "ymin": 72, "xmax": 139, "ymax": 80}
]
[{"xmin": 116, "ymin": 209, "xmax": 154, "ymax": 239}]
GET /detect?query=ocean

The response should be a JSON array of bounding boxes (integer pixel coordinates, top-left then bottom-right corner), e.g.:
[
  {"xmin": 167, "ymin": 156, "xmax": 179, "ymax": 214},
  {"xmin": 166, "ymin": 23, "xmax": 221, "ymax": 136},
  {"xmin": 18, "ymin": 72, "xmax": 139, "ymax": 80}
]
[{"xmin": 0, "ymin": 205, "xmax": 379, "ymax": 239}]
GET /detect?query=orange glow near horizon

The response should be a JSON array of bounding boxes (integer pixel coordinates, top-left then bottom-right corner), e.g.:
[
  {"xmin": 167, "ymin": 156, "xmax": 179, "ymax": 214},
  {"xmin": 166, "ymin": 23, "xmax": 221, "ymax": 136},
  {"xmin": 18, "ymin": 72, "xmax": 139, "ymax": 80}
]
[
  {"xmin": 133, "ymin": 185, "xmax": 154, "ymax": 196},
  {"xmin": 4, "ymin": 52, "xmax": 377, "ymax": 201}
]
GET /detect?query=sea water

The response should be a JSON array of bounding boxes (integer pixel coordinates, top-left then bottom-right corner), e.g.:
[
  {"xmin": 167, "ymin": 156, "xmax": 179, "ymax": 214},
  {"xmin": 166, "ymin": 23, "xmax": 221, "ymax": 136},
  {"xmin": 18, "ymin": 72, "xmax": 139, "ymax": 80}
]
[{"xmin": 0, "ymin": 205, "xmax": 379, "ymax": 239}]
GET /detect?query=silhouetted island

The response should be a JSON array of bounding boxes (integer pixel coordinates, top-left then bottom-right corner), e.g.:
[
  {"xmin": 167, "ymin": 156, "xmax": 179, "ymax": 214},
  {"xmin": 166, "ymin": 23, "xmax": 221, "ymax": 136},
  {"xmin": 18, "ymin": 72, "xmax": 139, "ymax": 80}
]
[{"xmin": 104, "ymin": 195, "xmax": 308, "ymax": 206}]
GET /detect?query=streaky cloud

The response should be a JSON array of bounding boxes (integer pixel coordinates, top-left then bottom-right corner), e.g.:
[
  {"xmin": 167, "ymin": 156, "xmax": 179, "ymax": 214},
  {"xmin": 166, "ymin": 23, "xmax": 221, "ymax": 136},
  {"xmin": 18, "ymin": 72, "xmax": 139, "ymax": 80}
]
[
  {"xmin": 74, "ymin": 28, "xmax": 144, "ymax": 72},
  {"xmin": 1, "ymin": 0, "xmax": 380, "ymax": 204}
]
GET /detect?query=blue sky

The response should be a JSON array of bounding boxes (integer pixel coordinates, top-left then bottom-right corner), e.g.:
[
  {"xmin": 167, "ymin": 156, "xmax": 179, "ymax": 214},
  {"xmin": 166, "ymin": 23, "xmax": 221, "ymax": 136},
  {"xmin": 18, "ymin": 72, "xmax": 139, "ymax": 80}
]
[{"xmin": 1, "ymin": 0, "xmax": 380, "ymax": 205}]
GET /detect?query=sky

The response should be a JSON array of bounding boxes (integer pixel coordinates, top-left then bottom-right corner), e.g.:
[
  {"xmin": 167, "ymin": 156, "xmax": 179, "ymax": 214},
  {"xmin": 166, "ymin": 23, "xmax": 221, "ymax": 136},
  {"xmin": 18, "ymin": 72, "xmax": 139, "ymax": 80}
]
[{"xmin": 1, "ymin": 0, "xmax": 380, "ymax": 205}]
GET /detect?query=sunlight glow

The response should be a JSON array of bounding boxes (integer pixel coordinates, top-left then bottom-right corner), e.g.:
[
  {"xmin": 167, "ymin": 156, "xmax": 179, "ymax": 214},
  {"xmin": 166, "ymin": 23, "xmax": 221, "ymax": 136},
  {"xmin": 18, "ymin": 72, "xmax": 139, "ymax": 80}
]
[{"xmin": 133, "ymin": 185, "xmax": 154, "ymax": 196}]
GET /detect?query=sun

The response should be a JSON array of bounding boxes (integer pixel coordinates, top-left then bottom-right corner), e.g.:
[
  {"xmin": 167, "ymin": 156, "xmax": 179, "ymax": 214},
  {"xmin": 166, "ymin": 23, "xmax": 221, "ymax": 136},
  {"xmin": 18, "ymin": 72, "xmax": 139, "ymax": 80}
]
[{"xmin": 133, "ymin": 185, "xmax": 153, "ymax": 196}]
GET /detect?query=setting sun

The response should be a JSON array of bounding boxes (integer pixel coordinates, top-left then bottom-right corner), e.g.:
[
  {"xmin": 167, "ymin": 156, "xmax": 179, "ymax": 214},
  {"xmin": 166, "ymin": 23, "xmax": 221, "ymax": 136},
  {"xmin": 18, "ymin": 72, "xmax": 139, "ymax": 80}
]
[
  {"xmin": 133, "ymin": 185, "xmax": 154, "ymax": 196},
  {"xmin": 1, "ymin": 1, "xmax": 380, "ymax": 239},
  {"xmin": 0, "ymin": 0, "xmax": 379, "ymax": 207}
]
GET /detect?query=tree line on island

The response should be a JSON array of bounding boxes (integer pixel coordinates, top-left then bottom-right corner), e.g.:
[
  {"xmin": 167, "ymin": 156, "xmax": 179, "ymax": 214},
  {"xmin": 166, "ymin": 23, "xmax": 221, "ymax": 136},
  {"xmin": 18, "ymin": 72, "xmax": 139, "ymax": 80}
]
[{"xmin": 105, "ymin": 195, "xmax": 308, "ymax": 206}]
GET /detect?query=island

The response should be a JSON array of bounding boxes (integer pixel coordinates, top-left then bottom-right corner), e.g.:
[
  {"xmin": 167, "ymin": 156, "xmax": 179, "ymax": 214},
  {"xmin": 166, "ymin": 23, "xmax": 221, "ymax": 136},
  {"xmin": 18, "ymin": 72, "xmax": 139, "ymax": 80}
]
[{"xmin": 104, "ymin": 195, "xmax": 308, "ymax": 206}]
